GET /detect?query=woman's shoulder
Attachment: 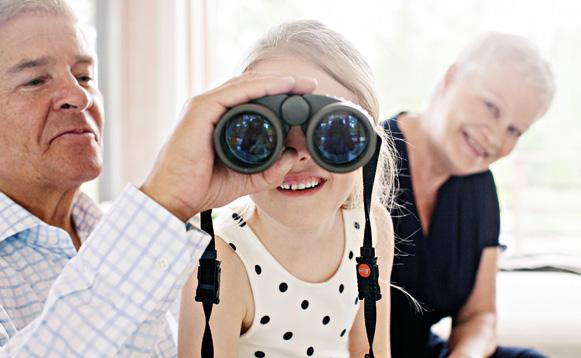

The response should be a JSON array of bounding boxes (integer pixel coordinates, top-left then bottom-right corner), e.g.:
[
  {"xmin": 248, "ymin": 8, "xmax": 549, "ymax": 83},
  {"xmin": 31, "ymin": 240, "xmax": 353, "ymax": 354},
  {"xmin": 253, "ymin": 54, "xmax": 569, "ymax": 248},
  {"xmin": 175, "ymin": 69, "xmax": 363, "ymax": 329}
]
[
  {"xmin": 459, "ymin": 169, "xmax": 498, "ymax": 195},
  {"xmin": 381, "ymin": 112, "xmax": 406, "ymax": 136}
]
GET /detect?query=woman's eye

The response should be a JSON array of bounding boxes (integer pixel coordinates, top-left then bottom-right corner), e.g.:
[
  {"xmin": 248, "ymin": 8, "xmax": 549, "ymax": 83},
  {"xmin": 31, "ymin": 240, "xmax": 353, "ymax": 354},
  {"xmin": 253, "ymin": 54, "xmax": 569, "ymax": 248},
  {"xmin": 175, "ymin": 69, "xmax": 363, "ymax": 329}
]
[
  {"xmin": 507, "ymin": 126, "xmax": 522, "ymax": 137},
  {"xmin": 484, "ymin": 100, "xmax": 500, "ymax": 118}
]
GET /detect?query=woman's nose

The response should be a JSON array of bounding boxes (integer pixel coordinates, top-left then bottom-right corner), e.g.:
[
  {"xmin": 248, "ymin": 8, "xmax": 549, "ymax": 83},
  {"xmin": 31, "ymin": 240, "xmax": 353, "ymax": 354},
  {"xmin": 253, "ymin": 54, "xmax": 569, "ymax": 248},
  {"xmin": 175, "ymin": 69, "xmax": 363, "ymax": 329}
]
[{"xmin": 285, "ymin": 126, "xmax": 311, "ymax": 162}]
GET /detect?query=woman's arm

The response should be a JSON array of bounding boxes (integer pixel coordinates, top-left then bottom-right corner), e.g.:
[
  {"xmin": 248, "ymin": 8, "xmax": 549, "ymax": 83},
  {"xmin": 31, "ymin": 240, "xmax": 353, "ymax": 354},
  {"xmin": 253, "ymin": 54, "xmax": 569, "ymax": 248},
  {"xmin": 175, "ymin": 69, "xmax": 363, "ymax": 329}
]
[
  {"xmin": 349, "ymin": 203, "xmax": 394, "ymax": 358},
  {"xmin": 178, "ymin": 237, "xmax": 253, "ymax": 358},
  {"xmin": 448, "ymin": 247, "xmax": 498, "ymax": 358}
]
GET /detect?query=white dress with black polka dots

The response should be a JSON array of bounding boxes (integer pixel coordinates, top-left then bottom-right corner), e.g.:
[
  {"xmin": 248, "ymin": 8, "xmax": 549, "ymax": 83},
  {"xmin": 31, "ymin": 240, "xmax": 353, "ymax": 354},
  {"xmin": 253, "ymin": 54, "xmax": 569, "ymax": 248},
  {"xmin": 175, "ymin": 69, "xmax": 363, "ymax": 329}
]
[{"xmin": 214, "ymin": 200, "xmax": 365, "ymax": 358}]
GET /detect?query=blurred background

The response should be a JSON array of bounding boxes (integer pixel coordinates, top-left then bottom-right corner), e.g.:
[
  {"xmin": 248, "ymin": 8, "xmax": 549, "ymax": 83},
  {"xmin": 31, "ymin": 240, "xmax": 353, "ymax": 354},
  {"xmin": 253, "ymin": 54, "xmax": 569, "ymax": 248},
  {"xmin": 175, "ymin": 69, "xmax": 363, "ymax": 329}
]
[{"xmin": 73, "ymin": 0, "xmax": 580, "ymax": 355}]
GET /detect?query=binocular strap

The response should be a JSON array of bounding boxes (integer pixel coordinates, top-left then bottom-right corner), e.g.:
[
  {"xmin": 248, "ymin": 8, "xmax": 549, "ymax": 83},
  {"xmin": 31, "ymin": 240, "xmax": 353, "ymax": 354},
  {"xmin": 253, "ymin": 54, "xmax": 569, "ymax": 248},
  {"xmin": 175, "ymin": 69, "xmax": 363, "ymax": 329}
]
[
  {"xmin": 357, "ymin": 133, "xmax": 384, "ymax": 358},
  {"xmin": 196, "ymin": 210, "xmax": 220, "ymax": 358}
]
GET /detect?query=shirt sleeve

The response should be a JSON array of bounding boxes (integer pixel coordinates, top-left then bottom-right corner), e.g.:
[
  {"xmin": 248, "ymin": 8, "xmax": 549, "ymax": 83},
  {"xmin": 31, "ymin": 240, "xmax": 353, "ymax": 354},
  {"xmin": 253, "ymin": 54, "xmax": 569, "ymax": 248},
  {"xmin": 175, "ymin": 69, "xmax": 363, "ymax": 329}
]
[
  {"xmin": 481, "ymin": 171, "xmax": 501, "ymax": 247},
  {"xmin": 0, "ymin": 184, "xmax": 210, "ymax": 357}
]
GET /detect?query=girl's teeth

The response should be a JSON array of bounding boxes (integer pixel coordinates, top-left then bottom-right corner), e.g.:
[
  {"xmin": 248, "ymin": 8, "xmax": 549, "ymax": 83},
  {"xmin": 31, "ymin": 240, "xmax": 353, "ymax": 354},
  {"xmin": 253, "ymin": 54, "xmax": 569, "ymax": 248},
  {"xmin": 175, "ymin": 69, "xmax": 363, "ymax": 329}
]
[{"xmin": 280, "ymin": 179, "xmax": 321, "ymax": 191}]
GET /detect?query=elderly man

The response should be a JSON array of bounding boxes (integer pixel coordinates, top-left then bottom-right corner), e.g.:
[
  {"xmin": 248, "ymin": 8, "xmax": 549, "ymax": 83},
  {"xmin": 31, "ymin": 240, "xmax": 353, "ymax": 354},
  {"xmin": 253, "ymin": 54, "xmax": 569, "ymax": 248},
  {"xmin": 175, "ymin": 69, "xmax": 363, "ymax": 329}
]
[{"xmin": 0, "ymin": 0, "xmax": 314, "ymax": 356}]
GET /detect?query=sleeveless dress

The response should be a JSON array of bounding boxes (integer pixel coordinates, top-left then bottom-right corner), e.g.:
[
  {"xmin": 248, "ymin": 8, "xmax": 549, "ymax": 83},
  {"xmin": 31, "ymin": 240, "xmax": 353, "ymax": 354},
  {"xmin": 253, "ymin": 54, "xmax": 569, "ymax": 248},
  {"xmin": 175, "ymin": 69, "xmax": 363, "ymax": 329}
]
[
  {"xmin": 384, "ymin": 117, "xmax": 538, "ymax": 358},
  {"xmin": 213, "ymin": 199, "xmax": 366, "ymax": 358}
]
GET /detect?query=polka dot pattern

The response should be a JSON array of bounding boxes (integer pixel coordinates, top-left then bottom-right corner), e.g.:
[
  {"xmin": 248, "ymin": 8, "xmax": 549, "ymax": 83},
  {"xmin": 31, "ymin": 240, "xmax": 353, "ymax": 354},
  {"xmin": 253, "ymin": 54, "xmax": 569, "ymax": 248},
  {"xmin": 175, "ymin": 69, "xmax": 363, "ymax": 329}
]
[{"xmin": 216, "ymin": 205, "xmax": 365, "ymax": 357}]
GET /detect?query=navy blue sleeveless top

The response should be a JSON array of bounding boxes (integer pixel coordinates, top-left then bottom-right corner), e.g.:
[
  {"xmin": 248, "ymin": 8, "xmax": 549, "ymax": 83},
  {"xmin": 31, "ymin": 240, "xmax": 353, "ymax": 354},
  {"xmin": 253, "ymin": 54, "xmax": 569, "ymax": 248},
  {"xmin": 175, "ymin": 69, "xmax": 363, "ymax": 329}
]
[{"xmin": 384, "ymin": 117, "xmax": 500, "ymax": 358}]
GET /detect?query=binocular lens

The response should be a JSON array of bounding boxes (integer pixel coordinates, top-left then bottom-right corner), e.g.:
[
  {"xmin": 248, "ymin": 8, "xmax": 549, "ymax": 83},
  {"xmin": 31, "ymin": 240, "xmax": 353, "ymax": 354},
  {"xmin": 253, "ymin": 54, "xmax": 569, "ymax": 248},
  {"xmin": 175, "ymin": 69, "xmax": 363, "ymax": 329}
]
[
  {"xmin": 313, "ymin": 112, "xmax": 370, "ymax": 165},
  {"xmin": 223, "ymin": 113, "xmax": 277, "ymax": 165}
]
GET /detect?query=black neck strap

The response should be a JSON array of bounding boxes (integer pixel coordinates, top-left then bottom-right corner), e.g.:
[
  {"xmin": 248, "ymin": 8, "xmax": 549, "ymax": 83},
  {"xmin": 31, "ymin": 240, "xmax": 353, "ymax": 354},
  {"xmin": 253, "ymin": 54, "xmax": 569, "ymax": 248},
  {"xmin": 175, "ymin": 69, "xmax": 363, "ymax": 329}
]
[
  {"xmin": 196, "ymin": 210, "xmax": 220, "ymax": 358},
  {"xmin": 356, "ymin": 133, "xmax": 383, "ymax": 358},
  {"xmin": 195, "ymin": 134, "xmax": 383, "ymax": 358}
]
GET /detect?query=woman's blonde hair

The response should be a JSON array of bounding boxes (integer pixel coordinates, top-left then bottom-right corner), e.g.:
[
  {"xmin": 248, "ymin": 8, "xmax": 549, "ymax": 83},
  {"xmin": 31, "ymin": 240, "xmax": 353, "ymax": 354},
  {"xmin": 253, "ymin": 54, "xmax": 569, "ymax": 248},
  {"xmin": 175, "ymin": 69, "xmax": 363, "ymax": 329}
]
[{"xmin": 243, "ymin": 19, "xmax": 396, "ymax": 210}]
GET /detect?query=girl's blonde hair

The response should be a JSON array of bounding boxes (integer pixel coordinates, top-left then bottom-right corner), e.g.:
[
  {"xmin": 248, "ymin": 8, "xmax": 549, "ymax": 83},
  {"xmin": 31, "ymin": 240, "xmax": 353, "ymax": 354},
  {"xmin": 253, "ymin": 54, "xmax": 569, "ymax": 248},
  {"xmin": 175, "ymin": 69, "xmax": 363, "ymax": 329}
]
[{"xmin": 243, "ymin": 19, "xmax": 396, "ymax": 210}]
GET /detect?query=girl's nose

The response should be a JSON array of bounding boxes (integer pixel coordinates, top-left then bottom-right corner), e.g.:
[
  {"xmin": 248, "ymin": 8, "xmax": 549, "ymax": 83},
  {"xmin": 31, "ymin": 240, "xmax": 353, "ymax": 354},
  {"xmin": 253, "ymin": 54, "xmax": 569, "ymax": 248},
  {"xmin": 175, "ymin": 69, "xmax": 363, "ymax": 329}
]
[{"xmin": 285, "ymin": 126, "xmax": 311, "ymax": 162}]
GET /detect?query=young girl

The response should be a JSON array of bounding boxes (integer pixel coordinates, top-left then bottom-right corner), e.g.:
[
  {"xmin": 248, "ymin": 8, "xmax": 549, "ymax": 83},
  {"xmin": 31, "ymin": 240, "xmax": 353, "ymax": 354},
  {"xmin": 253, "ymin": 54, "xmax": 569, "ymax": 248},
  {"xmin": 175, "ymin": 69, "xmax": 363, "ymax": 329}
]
[{"xmin": 179, "ymin": 20, "xmax": 395, "ymax": 358}]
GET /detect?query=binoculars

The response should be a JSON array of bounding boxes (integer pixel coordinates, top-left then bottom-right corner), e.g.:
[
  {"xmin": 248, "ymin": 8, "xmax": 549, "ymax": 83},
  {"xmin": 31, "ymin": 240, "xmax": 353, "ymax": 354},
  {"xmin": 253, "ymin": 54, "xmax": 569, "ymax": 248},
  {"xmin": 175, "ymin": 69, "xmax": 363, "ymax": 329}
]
[{"xmin": 213, "ymin": 94, "xmax": 377, "ymax": 174}]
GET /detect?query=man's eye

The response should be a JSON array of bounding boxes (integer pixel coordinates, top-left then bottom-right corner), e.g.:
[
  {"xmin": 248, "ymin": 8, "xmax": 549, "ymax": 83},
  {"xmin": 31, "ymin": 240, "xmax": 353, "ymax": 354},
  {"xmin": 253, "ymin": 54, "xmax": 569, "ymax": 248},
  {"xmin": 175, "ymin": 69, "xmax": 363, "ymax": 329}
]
[
  {"xmin": 24, "ymin": 77, "xmax": 47, "ymax": 87},
  {"xmin": 77, "ymin": 75, "xmax": 93, "ymax": 84}
]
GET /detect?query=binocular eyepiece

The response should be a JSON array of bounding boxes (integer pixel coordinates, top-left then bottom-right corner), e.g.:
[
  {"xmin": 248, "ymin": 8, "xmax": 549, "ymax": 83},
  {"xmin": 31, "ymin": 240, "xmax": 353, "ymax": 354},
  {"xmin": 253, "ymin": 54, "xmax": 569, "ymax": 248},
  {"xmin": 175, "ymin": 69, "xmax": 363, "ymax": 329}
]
[{"xmin": 213, "ymin": 94, "xmax": 377, "ymax": 174}]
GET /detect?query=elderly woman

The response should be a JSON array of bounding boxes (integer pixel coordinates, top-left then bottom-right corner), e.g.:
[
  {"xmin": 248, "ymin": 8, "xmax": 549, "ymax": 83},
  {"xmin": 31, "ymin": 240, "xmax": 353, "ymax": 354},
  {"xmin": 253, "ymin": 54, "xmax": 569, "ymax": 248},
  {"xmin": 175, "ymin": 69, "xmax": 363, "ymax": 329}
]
[{"xmin": 384, "ymin": 33, "xmax": 554, "ymax": 358}]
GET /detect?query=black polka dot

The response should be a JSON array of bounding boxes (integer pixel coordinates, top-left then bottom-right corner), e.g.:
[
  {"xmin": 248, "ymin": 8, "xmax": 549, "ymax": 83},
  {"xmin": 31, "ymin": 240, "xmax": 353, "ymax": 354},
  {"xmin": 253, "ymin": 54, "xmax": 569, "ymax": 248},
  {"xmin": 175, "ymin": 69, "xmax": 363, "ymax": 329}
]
[
  {"xmin": 354, "ymin": 222, "xmax": 360, "ymax": 229},
  {"xmin": 260, "ymin": 315, "xmax": 270, "ymax": 324},
  {"xmin": 340, "ymin": 328, "xmax": 347, "ymax": 337},
  {"xmin": 339, "ymin": 284, "xmax": 344, "ymax": 293},
  {"xmin": 232, "ymin": 213, "xmax": 239, "ymax": 219},
  {"xmin": 228, "ymin": 243, "xmax": 237, "ymax": 251},
  {"xmin": 255, "ymin": 265, "xmax": 262, "ymax": 275},
  {"xmin": 301, "ymin": 300, "xmax": 309, "ymax": 309},
  {"xmin": 254, "ymin": 351, "xmax": 265, "ymax": 358},
  {"xmin": 322, "ymin": 315, "xmax": 330, "ymax": 325},
  {"xmin": 283, "ymin": 331, "xmax": 293, "ymax": 340},
  {"xmin": 355, "ymin": 297, "xmax": 359, "ymax": 305},
  {"xmin": 348, "ymin": 251, "xmax": 354, "ymax": 260},
  {"xmin": 279, "ymin": 282, "xmax": 288, "ymax": 292},
  {"xmin": 307, "ymin": 347, "xmax": 314, "ymax": 356}
]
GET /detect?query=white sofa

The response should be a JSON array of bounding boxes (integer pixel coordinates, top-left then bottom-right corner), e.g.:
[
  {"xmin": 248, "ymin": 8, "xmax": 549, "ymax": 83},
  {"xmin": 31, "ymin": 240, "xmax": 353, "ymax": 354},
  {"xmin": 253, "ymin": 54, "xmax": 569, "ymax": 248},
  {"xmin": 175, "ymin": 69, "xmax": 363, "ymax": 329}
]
[{"xmin": 433, "ymin": 271, "xmax": 581, "ymax": 357}]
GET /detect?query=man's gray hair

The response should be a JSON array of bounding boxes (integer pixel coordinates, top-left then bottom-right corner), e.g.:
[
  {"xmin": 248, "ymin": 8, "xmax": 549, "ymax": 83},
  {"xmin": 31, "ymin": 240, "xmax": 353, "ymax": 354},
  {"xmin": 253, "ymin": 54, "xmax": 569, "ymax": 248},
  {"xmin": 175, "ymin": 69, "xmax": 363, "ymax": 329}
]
[{"xmin": 0, "ymin": 0, "xmax": 76, "ymax": 26}]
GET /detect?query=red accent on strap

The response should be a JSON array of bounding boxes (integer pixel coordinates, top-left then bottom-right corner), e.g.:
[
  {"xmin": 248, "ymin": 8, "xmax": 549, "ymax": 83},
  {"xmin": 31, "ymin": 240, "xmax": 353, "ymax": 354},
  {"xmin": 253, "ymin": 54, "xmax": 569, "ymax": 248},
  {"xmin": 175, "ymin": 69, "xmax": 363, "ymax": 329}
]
[{"xmin": 358, "ymin": 263, "xmax": 371, "ymax": 278}]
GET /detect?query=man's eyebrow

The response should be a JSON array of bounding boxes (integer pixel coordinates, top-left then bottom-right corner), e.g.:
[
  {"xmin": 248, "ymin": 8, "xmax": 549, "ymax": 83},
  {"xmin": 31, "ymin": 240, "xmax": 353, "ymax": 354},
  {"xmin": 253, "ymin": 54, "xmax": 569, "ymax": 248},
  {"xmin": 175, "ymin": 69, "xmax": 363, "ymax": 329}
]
[
  {"xmin": 76, "ymin": 55, "xmax": 95, "ymax": 66},
  {"xmin": 6, "ymin": 55, "xmax": 95, "ymax": 75},
  {"xmin": 7, "ymin": 57, "xmax": 50, "ymax": 74}
]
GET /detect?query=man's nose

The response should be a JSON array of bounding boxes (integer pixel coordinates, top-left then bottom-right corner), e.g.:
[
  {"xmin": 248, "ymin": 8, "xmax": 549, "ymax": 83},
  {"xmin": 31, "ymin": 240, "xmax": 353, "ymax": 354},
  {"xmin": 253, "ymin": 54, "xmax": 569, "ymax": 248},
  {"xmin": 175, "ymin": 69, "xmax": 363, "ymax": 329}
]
[
  {"xmin": 285, "ymin": 126, "xmax": 311, "ymax": 162},
  {"xmin": 52, "ymin": 75, "xmax": 92, "ymax": 112}
]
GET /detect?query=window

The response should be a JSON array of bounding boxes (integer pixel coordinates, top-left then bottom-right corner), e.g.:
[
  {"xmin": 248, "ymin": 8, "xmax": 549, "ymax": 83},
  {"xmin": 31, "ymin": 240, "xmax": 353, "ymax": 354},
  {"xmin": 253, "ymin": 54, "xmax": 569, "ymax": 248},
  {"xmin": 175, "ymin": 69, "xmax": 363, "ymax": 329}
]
[{"xmin": 205, "ymin": 0, "xmax": 581, "ymax": 256}]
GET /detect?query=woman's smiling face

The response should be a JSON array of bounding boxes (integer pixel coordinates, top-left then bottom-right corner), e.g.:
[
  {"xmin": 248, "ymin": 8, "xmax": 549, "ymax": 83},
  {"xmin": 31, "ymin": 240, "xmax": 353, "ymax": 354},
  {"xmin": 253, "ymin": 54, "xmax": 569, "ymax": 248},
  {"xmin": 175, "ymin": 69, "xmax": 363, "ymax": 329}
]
[{"xmin": 426, "ymin": 64, "xmax": 546, "ymax": 175}]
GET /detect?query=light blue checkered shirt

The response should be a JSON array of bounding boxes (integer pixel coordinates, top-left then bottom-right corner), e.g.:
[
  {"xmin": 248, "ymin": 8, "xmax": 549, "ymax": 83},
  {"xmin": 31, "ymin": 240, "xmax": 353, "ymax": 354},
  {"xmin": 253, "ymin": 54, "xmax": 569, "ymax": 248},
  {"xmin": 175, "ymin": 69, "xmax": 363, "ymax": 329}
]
[{"xmin": 0, "ymin": 184, "xmax": 210, "ymax": 357}]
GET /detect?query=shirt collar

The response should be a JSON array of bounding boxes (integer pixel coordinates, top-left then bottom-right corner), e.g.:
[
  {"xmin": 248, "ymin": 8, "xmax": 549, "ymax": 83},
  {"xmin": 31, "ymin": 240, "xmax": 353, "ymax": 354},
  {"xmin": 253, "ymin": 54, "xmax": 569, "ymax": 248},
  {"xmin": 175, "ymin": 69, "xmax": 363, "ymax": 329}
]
[{"xmin": 0, "ymin": 191, "xmax": 103, "ymax": 244}]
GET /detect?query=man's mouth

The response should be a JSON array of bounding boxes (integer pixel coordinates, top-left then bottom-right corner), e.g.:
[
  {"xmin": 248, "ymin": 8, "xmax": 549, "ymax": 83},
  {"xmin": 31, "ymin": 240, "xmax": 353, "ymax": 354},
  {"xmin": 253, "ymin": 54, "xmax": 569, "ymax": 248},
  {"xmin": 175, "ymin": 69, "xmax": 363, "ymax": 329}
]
[{"xmin": 50, "ymin": 128, "xmax": 97, "ymax": 144}]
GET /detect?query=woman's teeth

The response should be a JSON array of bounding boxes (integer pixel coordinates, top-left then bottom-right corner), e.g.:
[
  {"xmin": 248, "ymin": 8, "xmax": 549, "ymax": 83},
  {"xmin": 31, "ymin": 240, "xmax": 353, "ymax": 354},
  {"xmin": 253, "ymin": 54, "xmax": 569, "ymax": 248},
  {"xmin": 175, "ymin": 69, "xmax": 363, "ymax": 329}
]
[
  {"xmin": 280, "ymin": 179, "xmax": 322, "ymax": 191},
  {"xmin": 467, "ymin": 136, "xmax": 487, "ymax": 157}
]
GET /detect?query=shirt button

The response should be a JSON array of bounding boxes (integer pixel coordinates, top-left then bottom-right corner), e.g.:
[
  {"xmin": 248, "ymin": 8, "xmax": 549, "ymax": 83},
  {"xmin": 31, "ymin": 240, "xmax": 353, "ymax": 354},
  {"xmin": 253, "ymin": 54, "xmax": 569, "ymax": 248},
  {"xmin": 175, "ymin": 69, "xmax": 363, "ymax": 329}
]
[{"xmin": 155, "ymin": 257, "xmax": 169, "ymax": 271}]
